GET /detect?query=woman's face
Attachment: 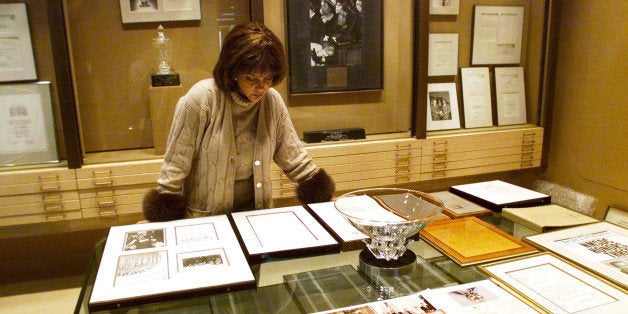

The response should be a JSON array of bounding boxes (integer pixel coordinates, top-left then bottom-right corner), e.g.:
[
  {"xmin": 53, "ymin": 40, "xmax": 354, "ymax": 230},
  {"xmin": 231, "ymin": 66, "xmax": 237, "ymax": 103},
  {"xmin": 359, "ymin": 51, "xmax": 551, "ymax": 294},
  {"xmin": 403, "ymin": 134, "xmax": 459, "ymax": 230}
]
[{"xmin": 236, "ymin": 71, "xmax": 273, "ymax": 103}]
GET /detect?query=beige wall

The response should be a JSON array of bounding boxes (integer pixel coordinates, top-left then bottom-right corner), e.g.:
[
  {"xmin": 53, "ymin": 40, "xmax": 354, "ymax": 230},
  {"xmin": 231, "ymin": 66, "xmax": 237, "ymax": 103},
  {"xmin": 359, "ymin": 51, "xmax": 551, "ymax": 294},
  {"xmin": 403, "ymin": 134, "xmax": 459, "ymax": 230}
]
[{"xmin": 543, "ymin": 0, "xmax": 627, "ymax": 218}]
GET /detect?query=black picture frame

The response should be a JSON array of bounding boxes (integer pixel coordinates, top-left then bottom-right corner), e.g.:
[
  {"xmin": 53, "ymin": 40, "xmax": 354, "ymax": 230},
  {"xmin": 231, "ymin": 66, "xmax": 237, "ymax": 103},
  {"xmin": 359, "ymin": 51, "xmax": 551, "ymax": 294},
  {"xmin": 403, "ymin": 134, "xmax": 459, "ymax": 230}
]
[{"xmin": 286, "ymin": 0, "xmax": 383, "ymax": 94}]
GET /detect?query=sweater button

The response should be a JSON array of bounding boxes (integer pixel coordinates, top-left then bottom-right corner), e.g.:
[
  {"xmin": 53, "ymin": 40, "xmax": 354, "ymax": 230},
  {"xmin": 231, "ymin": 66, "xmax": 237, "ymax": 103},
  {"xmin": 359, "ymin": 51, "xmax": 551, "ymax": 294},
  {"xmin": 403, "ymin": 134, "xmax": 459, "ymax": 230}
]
[
  {"xmin": 254, "ymin": 160, "xmax": 261, "ymax": 166},
  {"xmin": 256, "ymin": 183, "xmax": 262, "ymax": 188}
]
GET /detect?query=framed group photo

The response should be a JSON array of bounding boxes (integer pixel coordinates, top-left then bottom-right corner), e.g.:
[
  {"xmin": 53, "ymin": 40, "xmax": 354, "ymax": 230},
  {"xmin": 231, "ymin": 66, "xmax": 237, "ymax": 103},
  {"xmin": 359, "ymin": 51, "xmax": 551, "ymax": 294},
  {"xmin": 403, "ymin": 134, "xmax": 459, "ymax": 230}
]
[
  {"xmin": 119, "ymin": 0, "xmax": 201, "ymax": 23},
  {"xmin": 286, "ymin": 0, "xmax": 383, "ymax": 94}
]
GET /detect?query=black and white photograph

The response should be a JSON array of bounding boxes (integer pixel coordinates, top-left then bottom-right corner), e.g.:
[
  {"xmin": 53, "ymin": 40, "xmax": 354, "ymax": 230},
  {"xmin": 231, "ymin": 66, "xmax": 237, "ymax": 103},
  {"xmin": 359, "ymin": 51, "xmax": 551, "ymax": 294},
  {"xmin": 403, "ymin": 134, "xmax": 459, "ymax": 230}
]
[
  {"xmin": 119, "ymin": 0, "xmax": 201, "ymax": 23},
  {"xmin": 178, "ymin": 249, "xmax": 227, "ymax": 272},
  {"xmin": 129, "ymin": 0, "xmax": 158, "ymax": 12},
  {"xmin": 426, "ymin": 83, "xmax": 460, "ymax": 131},
  {"xmin": 114, "ymin": 251, "xmax": 169, "ymax": 287},
  {"xmin": 123, "ymin": 229, "xmax": 166, "ymax": 251},
  {"xmin": 287, "ymin": 0, "xmax": 383, "ymax": 94}
]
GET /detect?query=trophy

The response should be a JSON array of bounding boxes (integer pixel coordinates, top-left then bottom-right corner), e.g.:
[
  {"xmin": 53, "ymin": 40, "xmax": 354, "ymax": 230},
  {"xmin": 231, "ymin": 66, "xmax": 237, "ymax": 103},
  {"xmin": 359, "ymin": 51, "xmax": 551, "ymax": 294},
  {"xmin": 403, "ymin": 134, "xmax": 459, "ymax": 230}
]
[{"xmin": 151, "ymin": 25, "xmax": 180, "ymax": 86}]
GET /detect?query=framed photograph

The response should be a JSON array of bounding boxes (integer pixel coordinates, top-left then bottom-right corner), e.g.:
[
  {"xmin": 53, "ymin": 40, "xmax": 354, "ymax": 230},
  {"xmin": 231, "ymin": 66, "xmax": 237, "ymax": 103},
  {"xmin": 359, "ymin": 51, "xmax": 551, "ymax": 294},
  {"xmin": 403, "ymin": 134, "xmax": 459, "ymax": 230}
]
[
  {"xmin": 119, "ymin": 0, "xmax": 201, "ymax": 24},
  {"xmin": 306, "ymin": 201, "xmax": 368, "ymax": 251},
  {"xmin": 89, "ymin": 215, "xmax": 255, "ymax": 311},
  {"xmin": 479, "ymin": 253, "xmax": 628, "ymax": 313},
  {"xmin": 230, "ymin": 206, "xmax": 339, "ymax": 261},
  {"xmin": 286, "ymin": 0, "xmax": 383, "ymax": 94},
  {"xmin": 427, "ymin": 83, "xmax": 461, "ymax": 131},
  {"xmin": 460, "ymin": 67, "xmax": 493, "ymax": 128},
  {"xmin": 524, "ymin": 222, "xmax": 628, "ymax": 290},
  {"xmin": 0, "ymin": 82, "xmax": 58, "ymax": 167},
  {"xmin": 471, "ymin": 6, "xmax": 524, "ymax": 65},
  {"xmin": 429, "ymin": 0, "xmax": 460, "ymax": 15},
  {"xmin": 0, "ymin": 3, "xmax": 37, "ymax": 82},
  {"xmin": 494, "ymin": 67, "xmax": 527, "ymax": 125},
  {"xmin": 428, "ymin": 33, "xmax": 459, "ymax": 77}
]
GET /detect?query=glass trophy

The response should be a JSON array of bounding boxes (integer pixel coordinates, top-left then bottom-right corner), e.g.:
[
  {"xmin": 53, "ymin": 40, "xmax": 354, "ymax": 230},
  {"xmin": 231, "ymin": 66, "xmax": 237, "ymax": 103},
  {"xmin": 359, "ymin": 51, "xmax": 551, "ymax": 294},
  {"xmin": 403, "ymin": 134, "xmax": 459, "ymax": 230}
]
[{"xmin": 151, "ymin": 25, "xmax": 180, "ymax": 86}]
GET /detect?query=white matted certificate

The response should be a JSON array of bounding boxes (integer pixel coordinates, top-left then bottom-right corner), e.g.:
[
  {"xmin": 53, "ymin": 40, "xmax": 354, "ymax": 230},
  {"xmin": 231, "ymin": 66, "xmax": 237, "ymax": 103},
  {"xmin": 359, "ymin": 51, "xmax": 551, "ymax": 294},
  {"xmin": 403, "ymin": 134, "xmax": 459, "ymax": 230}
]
[
  {"xmin": 306, "ymin": 201, "xmax": 368, "ymax": 251},
  {"xmin": 479, "ymin": 253, "xmax": 628, "ymax": 313},
  {"xmin": 471, "ymin": 6, "xmax": 524, "ymax": 65},
  {"xmin": 89, "ymin": 215, "xmax": 255, "ymax": 312},
  {"xmin": 524, "ymin": 222, "xmax": 628, "ymax": 290},
  {"xmin": 230, "ymin": 206, "xmax": 339, "ymax": 259},
  {"xmin": 495, "ymin": 67, "xmax": 527, "ymax": 125},
  {"xmin": 460, "ymin": 67, "xmax": 493, "ymax": 128},
  {"xmin": 428, "ymin": 33, "xmax": 459, "ymax": 76}
]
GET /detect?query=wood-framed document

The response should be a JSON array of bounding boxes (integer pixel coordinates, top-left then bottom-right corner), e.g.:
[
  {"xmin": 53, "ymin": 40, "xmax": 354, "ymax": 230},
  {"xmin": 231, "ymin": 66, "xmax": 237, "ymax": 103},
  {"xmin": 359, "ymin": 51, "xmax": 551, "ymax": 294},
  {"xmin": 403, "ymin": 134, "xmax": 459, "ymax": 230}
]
[
  {"xmin": 0, "ymin": 82, "xmax": 58, "ymax": 167},
  {"xmin": 0, "ymin": 3, "xmax": 37, "ymax": 82},
  {"xmin": 429, "ymin": 191, "xmax": 492, "ymax": 219},
  {"xmin": 460, "ymin": 67, "xmax": 493, "ymax": 128},
  {"xmin": 479, "ymin": 252, "xmax": 628, "ymax": 313},
  {"xmin": 419, "ymin": 217, "xmax": 537, "ymax": 266},
  {"xmin": 494, "ymin": 67, "xmax": 527, "ymax": 125},
  {"xmin": 428, "ymin": 33, "xmax": 459, "ymax": 77},
  {"xmin": 450, "ymin": 180, "xmax": 550, "ymax": 212},
  {"xmin": 230, "ymin": 206, "xmax": 339, "ymax": 261},
  {"xmin": 119, "ymin": 0, "xmax": 201, "ymax": 23},
  {"xmin": 305, "ymin": 201, "xmax": 368, "ymax": 251},
  {"xmin": 285, "ymin": 0, "xmax": 383, "ymax": 94},
  {"xmin": 471, "ymin": 5, "xmax": 524, "ymax": 65},
  {"xmin": 524, "ymin": 222, "xmax": 628, "ymax": 290},
  {"xmin": 427, "ymin": 83, "xmax": 461, "ymax": 131},
  {"xmin": 89, "ymin": 215, "xmax": 256, "ymax": 312}
]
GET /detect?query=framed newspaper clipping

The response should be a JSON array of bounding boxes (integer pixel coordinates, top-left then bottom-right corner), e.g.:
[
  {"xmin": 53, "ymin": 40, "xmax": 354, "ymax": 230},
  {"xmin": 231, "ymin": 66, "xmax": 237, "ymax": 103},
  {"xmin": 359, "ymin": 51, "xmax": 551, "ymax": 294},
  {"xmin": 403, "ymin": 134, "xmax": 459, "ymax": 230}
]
[
  {"xmin": 0, "ymin": 3, "xmax": 37, "ymax": 82},
  {"xmin": 471, "ymin": 6, "xmax": 524, "ymax": 65}
]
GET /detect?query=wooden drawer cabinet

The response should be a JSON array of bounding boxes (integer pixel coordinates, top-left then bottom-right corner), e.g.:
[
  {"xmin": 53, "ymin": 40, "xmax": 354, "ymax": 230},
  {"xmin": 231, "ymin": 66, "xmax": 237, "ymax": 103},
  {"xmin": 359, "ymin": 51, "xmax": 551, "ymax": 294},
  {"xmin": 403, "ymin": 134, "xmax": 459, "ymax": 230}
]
[
  {"xmin": 0, "ymin": 168, "xmax": 79, "ymax": 226},
  {"xmin": 421, "ymin": 127, "xmax": 543, "ymax": 180},
  {"xmin": 76, "ymin": 160, "xmax": 162, "ymax": 218},
  {"xmin": 271, "ymin": 138, "xmax": 421, "ymax": 198}
]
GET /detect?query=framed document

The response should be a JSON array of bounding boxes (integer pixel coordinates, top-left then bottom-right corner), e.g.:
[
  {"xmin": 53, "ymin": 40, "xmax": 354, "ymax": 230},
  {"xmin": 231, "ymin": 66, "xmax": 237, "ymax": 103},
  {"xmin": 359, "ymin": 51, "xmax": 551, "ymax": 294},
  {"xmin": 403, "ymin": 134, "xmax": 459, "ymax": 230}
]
[
  {"xmin": 89, "ymin": 215, "xmax": 256, "ymax": 311},
  {"xmin": 0, "ymin": 3, "xmax": 37, "ymax": 82},
  {"xmin": 495, "ymin": 67, "xmax": 527, "ymax": 125},
  {"xmin": 305, "ymin": 201, "xmax": 368, "ymax": 251},
  {"xmin": 427, "ymin": 83, "xmax": 461, "ymax": 131},
  {"xmin": 0, "ymin": 82, "xmax": 58, "ymax": 167},
  {"xmin": 419, "ymin": 217, "xmax": 537, "ymax": 266},
  {"xmin": 119, "ymin": 0, "xmax": 201, "ymax": 23},
  {"xmin": 429, "ymin": 0, "xmax": 460, "ymax": 16},
  {"xmin": 471, "ymin": 6, "xmax": 524, "ymax": 65},
  {"xmin": 524, "ymin": 222, "xmax": 628, "ymax": 290},
  {"xmin": 428, "ymin": 33, "xmax": 459, "ymax": 77},
  {"xmin": 286, "ymin": 0, "xmax": 383, "ymax": 94},
  {"xmin": 460, "ymin": 67, "xmax": 493, "ymax": 128},
  {"xmin": 479, "ymin": 253, "xmax": 628, "ymax": 313},
  {"xmin": 429, "ymin": 191, "xmax": 492, "ymax": 219},
  {"xmin": 230, "ymin": 206, "xmax": 339, "ymax": 261},
  {"xmin": 450, "ymin": 180, "xmax": 550, "ymax": 212}
]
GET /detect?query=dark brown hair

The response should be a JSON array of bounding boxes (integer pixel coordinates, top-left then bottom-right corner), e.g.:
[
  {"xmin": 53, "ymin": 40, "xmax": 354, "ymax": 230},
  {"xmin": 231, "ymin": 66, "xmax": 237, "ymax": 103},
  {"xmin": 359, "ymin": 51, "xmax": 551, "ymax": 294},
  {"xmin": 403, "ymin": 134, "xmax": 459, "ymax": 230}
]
[{"xmin": 213, "ymin": 22, "xmax": 287, "ymax": 92}]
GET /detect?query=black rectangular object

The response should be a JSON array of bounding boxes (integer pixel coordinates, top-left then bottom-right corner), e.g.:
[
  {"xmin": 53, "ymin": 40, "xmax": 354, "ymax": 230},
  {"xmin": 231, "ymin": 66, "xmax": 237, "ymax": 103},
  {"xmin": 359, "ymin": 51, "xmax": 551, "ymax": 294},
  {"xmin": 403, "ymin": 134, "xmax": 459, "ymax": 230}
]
[{"xmin": 303, "ymin": 128, "xmax": 365, "ymax": 143}]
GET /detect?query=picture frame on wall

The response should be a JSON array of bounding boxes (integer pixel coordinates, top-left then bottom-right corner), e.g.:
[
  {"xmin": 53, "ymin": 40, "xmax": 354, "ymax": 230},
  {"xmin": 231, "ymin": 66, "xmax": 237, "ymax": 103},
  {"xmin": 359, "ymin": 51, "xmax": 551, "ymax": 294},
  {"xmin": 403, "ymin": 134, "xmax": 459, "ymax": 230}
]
[
  {"xmin": 460, "ymin": 67, "xmax": 493, "ymax": 128},
  {"xmin": 494, "ymin": 67, "xmax": 527, "ymax": 125},
  {"xmin": 0, "ymin": 82, "xmax": 58, "ymax": 167},
  {"xmin": 119, "ymin": 0, "xmax": 201, "ymax": 24},
  {"xmin": 0, "ymin": 3, "xmax": 37, "ymax": 82},
  {"xmin": 286, "ymin": 0, "xmax": 383, "ymax": 94},
  {"xmin": 471, "ymin": 6, "xmax": 524, "ymax": 65},
  {"xmin": 429, "ymin": 0, "xmax": 460, "ymax": 15},
  {"xmin": 427, "ymin": 83, "xmax": 461, "ymax": 131},
  {"xmin": 428, "ymin": 33, "xmax": 459, "ymax": 77}
]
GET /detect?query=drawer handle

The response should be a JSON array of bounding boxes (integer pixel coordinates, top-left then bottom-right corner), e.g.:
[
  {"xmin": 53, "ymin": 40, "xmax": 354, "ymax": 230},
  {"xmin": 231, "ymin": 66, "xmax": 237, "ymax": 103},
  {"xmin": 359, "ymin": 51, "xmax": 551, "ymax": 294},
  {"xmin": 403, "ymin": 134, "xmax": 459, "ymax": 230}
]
[
  {"xmin": 521, "ymin": 161, "xmax": 534, "ymax": 168},
  {"xmin": 432, "ymin": 154, "xmax": 447, "ymax": 162},
  {"xmin": 394, "ymin": 176, "xmax": 410, "ymax": 183},
  {"xmin": 433, "ymin": 163, "xmax": 448, "ymax": 170},
  {"xmin": 98, "ymin": 210, "xmax": 118, "ymax": 217},
  {"xmin": 40, "ymin": 184, "xmax": 60, "ymax": 192},
  {"xmin": 46, "ymin": 213, "xmax": 66, "ymax": 221},
  {"xmin": 432, "ymin": 171, "xmax": 447, "ymax": 179},
  {"xmin": 39, "ymin": 174, "xmax": 59, "ymax": 180},
  {"xmin": 94, "ymin": 180, "xmax": 113, "ymax": 186},
  {"xmin": 98, "ymin": 200, "xmax": 115, "ymax": 207},
  {"xmin": 44, "ymin": 204, "xmax": 63, "ymax": 211},
  {"xmin": 93, "ymin": 170, "xmax": 112, "ymax": 175}
]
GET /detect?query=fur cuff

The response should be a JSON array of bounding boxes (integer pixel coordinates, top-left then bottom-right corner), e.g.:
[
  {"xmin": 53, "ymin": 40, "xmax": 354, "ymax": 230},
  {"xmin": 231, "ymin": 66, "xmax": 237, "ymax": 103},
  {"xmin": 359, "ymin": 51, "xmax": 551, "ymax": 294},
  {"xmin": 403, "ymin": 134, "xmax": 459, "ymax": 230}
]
[
  {"xmin": 295, "ymin": 168, "xmax": 335, "ymax": 204},
  {"xmin": 142, "ymin": 189, "xmax": 187, "ymax": 222}
]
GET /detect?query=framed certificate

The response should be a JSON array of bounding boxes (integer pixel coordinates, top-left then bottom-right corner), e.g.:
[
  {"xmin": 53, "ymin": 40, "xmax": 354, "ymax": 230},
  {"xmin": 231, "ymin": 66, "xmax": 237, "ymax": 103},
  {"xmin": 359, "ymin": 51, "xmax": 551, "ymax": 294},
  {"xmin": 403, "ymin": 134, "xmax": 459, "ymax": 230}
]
[
  {"xmin": 0, "ymin": 82, "xmax": 58, "ymax": 167},
  {"xmin": 524, "ymin": 222, "xmax": 628, "ymax": 290},
  {"xmin": 460, "ymin": 67, "xmax": 493, "ymax": 128},
  {"xmin": 230, "ymin": 206, "xmax": 339, "ymax": 261},
  {"xmin": 495, "ymin": 67, "xmax": 527, "ymax": 125},
  {"xmin": 427, "ymin": 83, "xmax": 461, "ymax": 131},
  {"xmin": 428, "ymin": 33, "xmax": 459, "ymax": 77},
  {"xmin": 479, "ymin": 253, "xmax": 628, "ymax": 313},
  {"xmin": 0, "ymin": 3, "xmax": 37, "ymax": 82},
  {"xmin": 305, "ymin": 201, "xmax": 368, "ymax": 251},
  {"xmin": 471, "ymin": 6, "xmax": 524, "ymax": 65},
  {"xmin": 89, "ymin": 215, "xmax": 256, "ymax": 311}
]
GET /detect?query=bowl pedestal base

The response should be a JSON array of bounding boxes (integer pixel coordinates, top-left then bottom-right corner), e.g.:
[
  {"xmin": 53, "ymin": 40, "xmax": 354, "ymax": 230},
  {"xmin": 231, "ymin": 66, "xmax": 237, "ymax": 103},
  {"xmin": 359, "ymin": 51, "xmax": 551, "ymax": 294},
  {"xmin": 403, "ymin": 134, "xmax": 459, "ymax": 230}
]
[{"xmin": 358, "ymin": 248, "xmax": 416, "ymax": 277}]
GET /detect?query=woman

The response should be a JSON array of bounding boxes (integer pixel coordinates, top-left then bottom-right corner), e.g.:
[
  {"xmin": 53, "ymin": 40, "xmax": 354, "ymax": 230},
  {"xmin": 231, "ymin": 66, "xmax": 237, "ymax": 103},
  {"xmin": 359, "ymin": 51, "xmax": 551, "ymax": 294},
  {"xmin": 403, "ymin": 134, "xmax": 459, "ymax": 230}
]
[{"xmin": 143, "ymin": 22, "xmax": 335, "ymax": 221}]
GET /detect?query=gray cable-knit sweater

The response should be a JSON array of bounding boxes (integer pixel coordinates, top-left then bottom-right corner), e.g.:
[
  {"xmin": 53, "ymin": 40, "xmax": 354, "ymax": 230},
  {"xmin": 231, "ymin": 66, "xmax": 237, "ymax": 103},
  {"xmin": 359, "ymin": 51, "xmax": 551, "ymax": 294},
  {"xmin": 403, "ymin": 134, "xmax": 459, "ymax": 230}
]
[{"xmin": 157, "ymin": 79, "xmax": 318, "ymax": 216}]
